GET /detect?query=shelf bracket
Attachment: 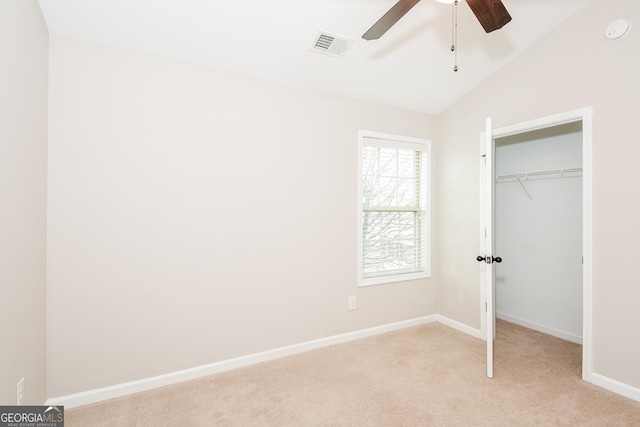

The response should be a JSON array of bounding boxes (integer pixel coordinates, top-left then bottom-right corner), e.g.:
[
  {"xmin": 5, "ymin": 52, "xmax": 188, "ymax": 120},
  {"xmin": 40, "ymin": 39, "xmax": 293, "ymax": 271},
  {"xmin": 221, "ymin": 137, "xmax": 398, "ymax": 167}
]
[{"xmin": 516, "ymin": 175, "xmax": 533, "ymax": 200}]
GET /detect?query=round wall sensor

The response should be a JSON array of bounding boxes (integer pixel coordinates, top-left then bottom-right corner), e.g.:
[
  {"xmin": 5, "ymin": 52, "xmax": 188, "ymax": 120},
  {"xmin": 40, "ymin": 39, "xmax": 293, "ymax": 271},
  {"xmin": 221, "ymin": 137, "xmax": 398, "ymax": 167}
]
[{"xmin": 605, "ymin": 19, "xmax": 631, "ymax": 40}]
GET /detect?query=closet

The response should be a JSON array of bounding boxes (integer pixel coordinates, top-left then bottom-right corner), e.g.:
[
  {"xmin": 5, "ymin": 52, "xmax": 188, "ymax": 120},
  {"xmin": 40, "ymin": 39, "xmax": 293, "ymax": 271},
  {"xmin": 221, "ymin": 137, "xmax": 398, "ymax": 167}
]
[{"xmin": 494, "ymin": 122, "xmax": 583, "ymax": 344}]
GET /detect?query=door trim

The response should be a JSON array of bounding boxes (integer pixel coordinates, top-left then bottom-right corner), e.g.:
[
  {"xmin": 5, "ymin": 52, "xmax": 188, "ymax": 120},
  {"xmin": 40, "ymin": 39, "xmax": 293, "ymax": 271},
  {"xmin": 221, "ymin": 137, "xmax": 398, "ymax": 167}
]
[{"xmin": 479, "ymin": 107, "xmax": 593, "ymax": 382}]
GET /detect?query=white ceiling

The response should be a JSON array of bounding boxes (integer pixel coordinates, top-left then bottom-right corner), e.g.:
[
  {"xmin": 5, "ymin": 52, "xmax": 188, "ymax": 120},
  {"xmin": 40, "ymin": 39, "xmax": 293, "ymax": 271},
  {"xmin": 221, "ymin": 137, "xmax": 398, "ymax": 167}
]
[{"xmin": 38, "ymin": 0, "xmax": 595, "ymax": 114}]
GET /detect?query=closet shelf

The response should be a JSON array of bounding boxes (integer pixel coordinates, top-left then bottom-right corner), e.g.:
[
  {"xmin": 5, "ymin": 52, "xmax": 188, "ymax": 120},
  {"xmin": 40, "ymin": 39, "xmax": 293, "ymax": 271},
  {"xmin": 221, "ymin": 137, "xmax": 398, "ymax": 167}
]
[{"xmin": 496, "ymin": 167, "xmax": 582, "ymax": 183}]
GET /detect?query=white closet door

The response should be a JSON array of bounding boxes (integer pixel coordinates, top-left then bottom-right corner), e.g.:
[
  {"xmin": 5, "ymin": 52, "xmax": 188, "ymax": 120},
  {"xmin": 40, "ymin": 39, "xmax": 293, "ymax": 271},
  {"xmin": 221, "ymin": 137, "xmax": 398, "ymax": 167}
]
[{"xmin": 484, "ymin": 117, "xmax": 496, "ymax": 379}]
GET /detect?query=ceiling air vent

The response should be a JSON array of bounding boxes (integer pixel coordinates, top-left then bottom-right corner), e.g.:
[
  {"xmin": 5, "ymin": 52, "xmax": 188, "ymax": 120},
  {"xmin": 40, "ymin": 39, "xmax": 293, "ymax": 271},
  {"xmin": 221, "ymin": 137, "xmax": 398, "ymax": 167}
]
[{"xmin": 311, "ymin": 31, "xmax": 353, "ymax": 58}]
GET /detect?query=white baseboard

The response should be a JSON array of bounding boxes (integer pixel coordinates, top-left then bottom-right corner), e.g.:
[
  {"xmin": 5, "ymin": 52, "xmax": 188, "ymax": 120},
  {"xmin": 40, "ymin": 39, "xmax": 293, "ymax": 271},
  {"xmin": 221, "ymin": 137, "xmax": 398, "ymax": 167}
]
[
  {"xmin": 46, "ymin": 313, "xmax": 640, "ymax": 408},
  {"xmin": 496, "ymin": 312, "xmax": 583, "ymax": 344},
  {"xmin": 46, "ymin": 315, "xmax": 439, "ymax": 409},
  {"xmin": 590, "ymin": 372, "xmax": 640, "ymax": 402},
  {"xmin": 434, "ymin": 314, "xmax": 484, "ymax": 340}
]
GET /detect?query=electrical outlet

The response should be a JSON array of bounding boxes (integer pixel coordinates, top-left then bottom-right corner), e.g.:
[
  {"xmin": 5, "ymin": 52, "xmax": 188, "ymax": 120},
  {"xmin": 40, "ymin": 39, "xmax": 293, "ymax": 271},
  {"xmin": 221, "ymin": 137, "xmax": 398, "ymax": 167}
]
[
  {"xmin": 17, "ymin": 377, "xmax": 24, "ymax": 405},
  {"xmin": 348, "ymin": 296, "xmax": 357, "ymax": 310}
]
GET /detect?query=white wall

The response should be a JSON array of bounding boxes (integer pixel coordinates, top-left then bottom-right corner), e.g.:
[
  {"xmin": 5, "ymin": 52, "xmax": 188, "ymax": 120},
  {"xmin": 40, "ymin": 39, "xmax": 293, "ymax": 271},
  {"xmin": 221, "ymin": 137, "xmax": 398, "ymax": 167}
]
[
  {"xmin": 437, "ymin": 0, "xmax": 640, "ymax": 391},
  {"xmin": 495, "ymin": 124, "xmax": 583, "ymax": 343},
  {"xmin": 0, "ymin": 1, "xmax": 49, "ymax": 405},
  {"xmin": 46, "ymin": 36, "xmax": 437, "ymax": 398}
]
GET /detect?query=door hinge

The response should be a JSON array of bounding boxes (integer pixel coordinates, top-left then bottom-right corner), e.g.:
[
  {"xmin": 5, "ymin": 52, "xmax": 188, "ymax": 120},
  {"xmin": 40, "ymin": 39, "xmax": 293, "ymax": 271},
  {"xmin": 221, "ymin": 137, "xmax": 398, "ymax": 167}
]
[{"xmin": 485, "ymin": 302, "xmax": 487, "ymax": 312}]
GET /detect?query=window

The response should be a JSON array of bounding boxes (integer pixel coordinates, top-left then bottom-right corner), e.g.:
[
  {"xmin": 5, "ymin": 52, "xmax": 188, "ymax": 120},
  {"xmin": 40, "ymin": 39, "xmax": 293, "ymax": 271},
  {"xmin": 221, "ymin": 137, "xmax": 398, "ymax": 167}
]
[{"xmin": 358, "ymin": 130, "xmax": 431, "ymax": 286}]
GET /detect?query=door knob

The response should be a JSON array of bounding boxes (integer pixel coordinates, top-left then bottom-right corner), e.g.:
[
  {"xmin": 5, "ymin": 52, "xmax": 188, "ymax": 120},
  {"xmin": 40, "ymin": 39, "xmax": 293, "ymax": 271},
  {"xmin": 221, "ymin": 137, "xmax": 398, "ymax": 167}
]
[{"xmin": 477, "ymin": 255, "xmax": 502, "ymax": 263}]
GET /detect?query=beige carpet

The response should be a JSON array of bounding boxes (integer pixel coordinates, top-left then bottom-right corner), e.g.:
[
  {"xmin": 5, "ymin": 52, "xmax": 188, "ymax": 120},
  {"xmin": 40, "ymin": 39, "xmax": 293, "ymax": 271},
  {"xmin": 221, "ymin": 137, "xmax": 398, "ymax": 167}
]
[{"xmin": 66, "ymin": 320, "xmax": 640, "ymax": 426}]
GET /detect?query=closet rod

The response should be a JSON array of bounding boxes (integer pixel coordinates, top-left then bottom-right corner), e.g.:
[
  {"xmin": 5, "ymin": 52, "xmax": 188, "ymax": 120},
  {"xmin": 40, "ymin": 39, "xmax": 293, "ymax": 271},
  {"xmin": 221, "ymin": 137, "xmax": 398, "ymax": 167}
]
[{"xmin": 496, "ymin": 167, "xmax": 582, "ymax": 183}]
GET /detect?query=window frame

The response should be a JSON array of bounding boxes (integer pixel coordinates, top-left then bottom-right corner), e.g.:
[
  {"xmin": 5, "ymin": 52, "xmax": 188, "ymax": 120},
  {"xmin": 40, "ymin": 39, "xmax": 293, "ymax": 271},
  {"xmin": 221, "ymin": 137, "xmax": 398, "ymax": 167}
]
[{"xmin": 357, "ymin": 130, "xmax": 431, "ymax": 287}]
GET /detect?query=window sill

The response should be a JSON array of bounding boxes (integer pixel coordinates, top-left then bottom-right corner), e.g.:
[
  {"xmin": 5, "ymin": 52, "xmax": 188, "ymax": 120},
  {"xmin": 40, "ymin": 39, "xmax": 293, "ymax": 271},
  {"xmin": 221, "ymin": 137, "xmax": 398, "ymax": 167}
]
[{"xmin": 358, "ymin": 271, "xmax": 430, "ymax": 287}]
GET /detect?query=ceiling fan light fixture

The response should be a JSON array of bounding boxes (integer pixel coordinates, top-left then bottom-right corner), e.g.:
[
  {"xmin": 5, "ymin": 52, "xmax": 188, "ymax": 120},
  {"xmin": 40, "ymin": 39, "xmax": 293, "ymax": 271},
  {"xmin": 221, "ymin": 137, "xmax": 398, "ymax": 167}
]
[{"xmin": 436, "ymin": 0, "xmax": 456, "ymax": 4}]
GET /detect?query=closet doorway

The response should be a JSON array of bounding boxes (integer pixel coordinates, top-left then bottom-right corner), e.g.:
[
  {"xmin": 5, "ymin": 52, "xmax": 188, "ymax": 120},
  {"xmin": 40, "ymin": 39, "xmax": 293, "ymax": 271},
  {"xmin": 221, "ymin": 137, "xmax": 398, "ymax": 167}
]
[
  {"xmin": 494, "ymin": 122, "xmax": 583, "ymax": 345},
  {"xmin": 479, "ymin": 108, "xmax": 593, "ymax": 382}
]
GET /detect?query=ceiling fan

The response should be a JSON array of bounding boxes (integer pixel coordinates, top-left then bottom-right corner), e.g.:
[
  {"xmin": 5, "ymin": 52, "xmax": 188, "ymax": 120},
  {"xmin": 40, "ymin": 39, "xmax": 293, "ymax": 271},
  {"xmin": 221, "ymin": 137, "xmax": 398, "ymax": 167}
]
[
  {"xmin": 362, "ymin": 0, "xmax": 512, "ymax": 41},
  {"xmin": 362, "ymin": 0, "xmax": 511, "ymax": 71}
]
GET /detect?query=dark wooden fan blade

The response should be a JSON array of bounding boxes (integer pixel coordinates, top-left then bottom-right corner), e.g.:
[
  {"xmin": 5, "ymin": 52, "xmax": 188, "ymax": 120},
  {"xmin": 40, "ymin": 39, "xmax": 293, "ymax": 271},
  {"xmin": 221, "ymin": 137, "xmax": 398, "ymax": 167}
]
[
  {"xmin": 362, "ymin": 0, "xmax": 422, "ymax": 40},
  {"xmin": 466, "ymin": 0, "xmax": 512, "ymax": 33}
]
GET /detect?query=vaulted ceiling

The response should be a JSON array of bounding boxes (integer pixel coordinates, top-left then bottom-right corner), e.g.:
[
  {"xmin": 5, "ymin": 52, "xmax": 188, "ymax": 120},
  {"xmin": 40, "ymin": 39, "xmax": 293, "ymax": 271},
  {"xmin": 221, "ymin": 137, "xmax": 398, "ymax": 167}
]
[{"xmin": 38, "ymin": 0, "xmax": 596, "ymax": 114}]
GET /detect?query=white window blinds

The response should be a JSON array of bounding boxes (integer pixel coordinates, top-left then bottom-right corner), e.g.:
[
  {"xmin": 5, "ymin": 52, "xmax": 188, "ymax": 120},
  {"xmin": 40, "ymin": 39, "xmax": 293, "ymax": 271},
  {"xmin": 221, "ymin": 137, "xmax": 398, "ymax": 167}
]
[{"xmin": 359, "ymin": 133, "xmax": 430, "ymax": 285}]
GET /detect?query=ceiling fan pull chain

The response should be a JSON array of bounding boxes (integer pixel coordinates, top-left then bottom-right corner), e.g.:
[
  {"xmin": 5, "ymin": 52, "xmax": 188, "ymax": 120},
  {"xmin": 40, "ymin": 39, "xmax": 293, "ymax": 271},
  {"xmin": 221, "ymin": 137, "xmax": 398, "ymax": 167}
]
[
  {"xmin": 453, "ymin": 0, "xmax": 459, "ymax": 72},
  {"xmin": 451, "ymin": 1, "xmax": 455, "ymax": 52}
]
